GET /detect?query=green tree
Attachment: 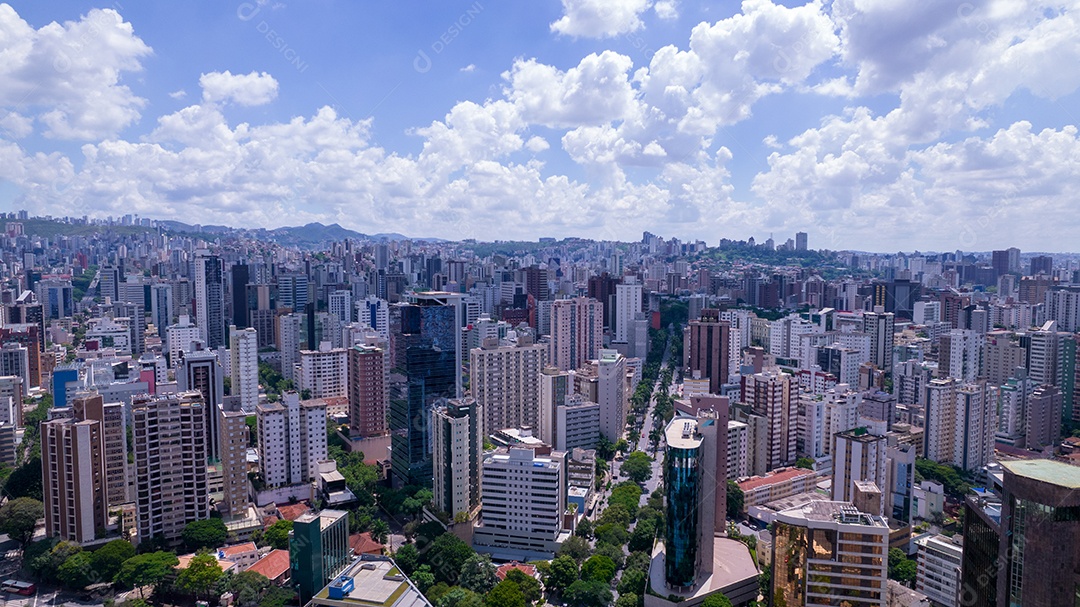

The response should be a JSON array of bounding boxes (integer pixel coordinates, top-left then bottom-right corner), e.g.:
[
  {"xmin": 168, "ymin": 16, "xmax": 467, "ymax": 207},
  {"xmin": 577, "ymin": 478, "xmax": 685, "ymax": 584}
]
[
  {"xmin": 485, "ymin": 579, "xmax": 526, "ymax": 607},
  {"xmin": 617, "ymin": 569, "xmax": 647, "ymax": 596},
  {"xmin": 459, "ymin": 554, "xmax": 499, "ymax": 594},
  {"xmin": 621, "ymin": 451, "xmax": 653, "ymax": 484},
  {"xmin": 57, "ymin": 551, "xmax": 95, "ymax": 589},
  {"xmin": 580, "ymin": 555, "xmax": 616, "ymax": 583},
  {"xmin": 395, "ymin": 543, "xmax": 420, "ymax": 574},
  {"xmin": 411, "ymin": 565, "xmax": 436, "ymax": 593},
  {"xmin": 424, "ymin": 533, "xmax": 475, "ymax": 584},
  {"xmin": 575, "ymin": 517, "xmax": 593, "ymax": 539},
  {"xmin": 369, "ymin": 518, "xmax": 390, "ymax": 544},
  {"xmin": 598, "ymin": 503, "xmax": 632, "ymax": 528},
  {"xmin": 176, "ymin": 552, "xmax": 225, "ymax": 601},
  {"xmin": 230, "ymin": 570, "xmax": 271, "ymax": 607},
  {"xmin": 0, "ymin": 497, "xmax": 44, "ymax": 546},
  {"xmin": 794, "ymin": 457, "xmax": 815, "ymax": 470},
  {"xmin": 888, "ymin": 548, "xmax": 917, "ymax": 584},
  {"xmin": 545, "ymin": 555, "xmax": 580, "ymax": 594},
  {"xmin": 2, "ymin": 457, "xmax": 42, "ymax": 501},
  {"xmin": 558, "ymin": 535, "xmax": 592, "ymax": 563},
  {"xmin": 594, "ymin": 542, "xmax": 626, "ymax": 569},
  {"xmin": 615, "ymin": 439, "xmax": 630, "ymax": 453},
  {"xmin": 727, "ymin": 480, "xmax": 744, "ymax": 519},
  {"xmin": 702, "ymin": 593, "xmax": 734, "ymax": 607},
  {"xmin": 594, "ymin": 523, "xmax": 629, "ymax": 546},
  {"xmin": 608, "ymin": 483, "xmax": 642, "ymax": 517},
  {"xmin": 90, "ymin": 539, "xmax": 137, "ymax": 583},
  {"xmin": 616, "ymin": 593, "xmax": 640, "ymax": 607},
  {"xmin": 262, "ymin": 519, "xmax": 293, "ymax": 550},
  {"xmin": 26, "ymin": 538, "xmax": 79, "ymax": 583},
  {"xmin": 115, "ymin": 551, "xmax": 179, "ymax": 598},
  {"xmin": 596, "ymin": 437, "xmax": 615, "ymax": 460},
  {"xmin": 628, "ymin": 518, "xmax": 656, "ymax": 553},
  {"xmin": 564, "ymin": 579, "xmax": 613, "ymax": 607},
  {"xmin": 436, "ymin": 587, "xmax": 485, "ymax": 607},
  {"xmin": 505, "ymin": 569, "xmax": 541, "ymax": 604},
  {"xmin": 181, "ymin": 518, "xmax": 228, "ymax": 551}
]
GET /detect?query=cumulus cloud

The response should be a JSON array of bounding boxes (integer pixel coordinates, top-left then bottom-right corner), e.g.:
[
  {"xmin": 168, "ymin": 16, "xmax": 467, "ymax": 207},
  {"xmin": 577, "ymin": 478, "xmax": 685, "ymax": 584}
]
[
  {"xmin": 0, "ymin": 4, "xmax": 151, "ymax": 139},
  {"xmin": 550, "ymin": 0, "xmax": 652, "ymax": 38},
  {"xmin": 199, "ymin": 70, "xmax": 279, "ymax": 106}
]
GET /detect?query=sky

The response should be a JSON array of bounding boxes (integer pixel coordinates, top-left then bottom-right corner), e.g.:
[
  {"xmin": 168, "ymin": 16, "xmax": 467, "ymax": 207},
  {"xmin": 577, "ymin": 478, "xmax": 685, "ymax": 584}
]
[{"xmin": 1, "ymin": 1, "xmax": 1079, "ymax": 252}]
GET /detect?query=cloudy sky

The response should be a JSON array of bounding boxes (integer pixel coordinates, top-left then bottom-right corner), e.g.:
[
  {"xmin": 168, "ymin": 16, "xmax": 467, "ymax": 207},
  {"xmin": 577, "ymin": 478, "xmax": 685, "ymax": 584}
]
[{"xmin": 1, "ymin": 1, "xmax": 1078, "ymax": 251}]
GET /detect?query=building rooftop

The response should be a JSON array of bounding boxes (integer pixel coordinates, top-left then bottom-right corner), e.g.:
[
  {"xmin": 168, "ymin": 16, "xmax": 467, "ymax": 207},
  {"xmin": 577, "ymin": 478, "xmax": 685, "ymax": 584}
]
[
  {"xmin": 247, "ymin": 549, "xmax": 290, "ymax": 580},
  {"xmin": 665, "ymin": 417, "xmax": 703, "ymax": 449},
  {"xmin": 779, "ymin": 500, "xmax": 889, "ymax": 528},
  {"xmin": 738, "ymin": 466, "xmax": 819, "ymax": 492},
  {"xmin": 648, "ymin": 537, "xmax": 758, "ymax": 601},
  {"xmin": 311, "ymin": 557, "xmax": 430, "ymax": 607},
  {"xmin": 1001, "ymin": 459, "xmax": 1080, "ymax": 489}
]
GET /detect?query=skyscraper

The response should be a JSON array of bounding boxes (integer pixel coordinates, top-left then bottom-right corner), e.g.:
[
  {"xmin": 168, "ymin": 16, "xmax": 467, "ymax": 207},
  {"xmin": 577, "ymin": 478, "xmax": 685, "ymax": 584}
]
[
  {"xmin": 218, "ymin": 397, "xmax": 250, "ymax": 517},
  {"xmin": 469, "ymin": 335, "xmax": 545, "ymax": 436},
  {"xmin": 229, "ymin": 326, "xmax": 259, "ymax": 411},
  {"xmin": 194, "ymin": 251, "xmax": 226, "ymax": 348},
  {"xmin": 742, "ymin": 370, "xmax": 797, "ymax": 471},
  {"xmin": 431, "ymin": 397, "xmax": 482, "ymax": 519},
  {"xmin": 231, "ymin": 263, "xmax": 249, "ymax": 328},
  {"xmin": 687, "ymin": 309, "xmax": 731, "ymax": 395},
  {"xmin": 41, "ymin": 416, "xmax": 107, "ymax": 544},
  {"xmin": 150, "ymin": 283, "xmax": 174, "ymax": 337},
  {"xmin": 862, "ymin": 308, "xmax": 895, "ymax": 372},
  {"xmin": 614, "ymin": 277, "xmax": 642, "ymax": 344},
  {"xmin": 177, "ymin": 348, "xmax": 225, "ymax": 461},
  {"xmin": 72, "ymin": 394, "xmax": 130, "ymax": 508},
  {"xmin": 348, "ymin": 340, "xmax": 389, "ymax": 439},
  {"xmin": 831, "ymin": 427, "xmax": 887, "ymax": 516},
  {"xmin": 357, "ymin": 295, "xmax": 390, "ymax": 340},
  {"xmin": 549, "ymin": 297, "xmax": 603, "ymax": 371},
  {"xmin": 257, "ymin": 391, "xmax": 327, "ymax": 488}
]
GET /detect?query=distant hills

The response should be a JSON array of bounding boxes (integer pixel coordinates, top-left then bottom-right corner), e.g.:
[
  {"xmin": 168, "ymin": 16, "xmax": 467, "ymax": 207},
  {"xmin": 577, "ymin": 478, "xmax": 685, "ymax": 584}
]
[{"xmin": 149, "ymin": 220, "xmax": 443, "ymax": 248}]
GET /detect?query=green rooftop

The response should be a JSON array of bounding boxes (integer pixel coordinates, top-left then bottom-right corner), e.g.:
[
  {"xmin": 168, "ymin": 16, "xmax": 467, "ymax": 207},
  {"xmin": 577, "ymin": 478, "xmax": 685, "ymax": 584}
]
[{"xmin": 1001, "ymin": 460, "xmax": 1080, "ymax": 489}]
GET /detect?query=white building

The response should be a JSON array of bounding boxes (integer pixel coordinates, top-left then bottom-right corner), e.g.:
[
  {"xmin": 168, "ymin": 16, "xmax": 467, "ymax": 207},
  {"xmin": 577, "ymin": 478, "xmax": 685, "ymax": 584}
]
[
  {"xmin": 915, "ymin": 534, "xmax": 962, "ymax": 607},
  {"xmin": 298, "ymin": 342, "xmax": 348, "ymax": 399},
  {"xmin": 432, "ymin": 398, "xmax": 482, "ymax": 519},
  {"xmin": 257, "ymin": 391, "xmax": 327, "ymax": 488},
  {"xmin": 614, "ymin": 278, "xmax": 642, "ymax": 344},
  {"xmin": 554, "ymin": 395, "xmax": 600, "ymax": 452},
  {"xmin": 474, "ymin": 446, "xmax": 568, "ymax": 559},
  {"xmin": 832, "ymin": 428, "xmax": 888, "ymax": 516},
  {"xmin": 470, "ymin": 337, "xmax": 545, "ymax": 436},
  {"xmin": 549, "ymin": 297, "xmax": 603, "ymax": 371},
  {"xmin": 278, "ymin": 313, "xmax": 303, "ymax": 382},
  {"xmin": 728, "ymin": 420, "xmax": 749, "ymax": 479},
  {"xmin": 229, "ymin": 326, "xmax": 260, "ymax": 411},
  {"xmin": 356, "ymin": 296, "xmax": 390, "ymax": 340},
  {"xmin": 167, "ymin": 315, "xmax": 202, "ymax": 368}
]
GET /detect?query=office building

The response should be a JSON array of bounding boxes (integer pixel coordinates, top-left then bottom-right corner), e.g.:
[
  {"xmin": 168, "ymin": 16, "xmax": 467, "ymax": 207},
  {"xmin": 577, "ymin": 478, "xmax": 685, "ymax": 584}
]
[
  {"xmin": 1030, "ymin": 255, "xmax": 1053, "ymax": 276},
  {"xmin": 1044, "ymin": 286, "xmax": 1080, "ymax": 332},
  {"xmin": 347, "ymin": 341, "xmax": 388, "ymax": 438},
  {"xmin": 257, "ymin": 392, "xmax": 328, "ymax": 488},
  {"xmin": 177, "ymin": 348, "xmax": 225, "ymax": 461},
  {"xmin": 278, "ymin": 312, "xmax": 303, "ymax": 382},
  {"xmin": 473, "ymin": 445, "xmax": 569, "ymax": 559},
  {"xmin": 41, "ymin": 416, "xmax": 107, "ymax": 544},
  {"xmin": 924, "ymin": 379, "xmax": 993, "ymax": 471},
  {"xmin": 132, "ymin": 391, "xmax": 210, "ymax": 545},
  {"xmin": 831, "ymin": 427, "xmax": 888, "ymax": 516},
  {"xmin": 1025, "ymin": 384, "xmax": 1062, "ymax": 451},
  {"xmin": 194, "ymin": 251, "xmax": 226, "ymax": 349},
  {"xmin": 574, "ymin": 349, "xmax": 627, "ymax": 443},
  {"xmin": 795, "ymin": 232, "xmax": 808, "ymax": 251},
  {"xmin": 771, "ymin": 501, "xmax": 889, "ymax": 607},
  {"xmin": 231, "ymin": 263, "xmax": 249, "ymax": 328},
  {"xmin": 277, "ymin": 273, "xmax": 310, "ymax": 311},
  {"xmin": 939, "ymin": 329, "xmax": 984, "ymax": 383},
  {"xmin": 229, "ymin": 326, "xmax": 259, "ymax": 411},
  {"xmin": 431, "ymin": 398, "xmax": 482, "ymax": 519},
  {"xmin": 299, "ymin": 343, "xmax": 348, "ymax": 399},
  {"xmin": 0, "ymin": 343, "xmax": 30, "ymax": 391},
  {"xmin": 470, "ymin": 336, "xmax": 545, "ymax": 436},
  {"xmin": 549, "ymin": 297, "xmax": 603, "ymax": 371},
  {"xmin": 150, "ymin": 283, "xmax": 174, "ymax": 337},
  {"xmin": 38, "ymin": 278, "xmax": 73, "ymax": 320},
  {"xmin": 538, "ymin": 366, "xmax": 571, "ymax": 448},
  {"xmin": 290, "ymin": 509, "xmax": 350, "ymax": 605},
  {"xmin": 357, "ymin": 295, "xmax": 390, "ymax": 340},
  {"xmin": 687, "ymin": 309, "xmax": 731, "ymax": 395},
  {"xmin": 915, "ymin": 534, "xmax": 963, "ymax": 607}
]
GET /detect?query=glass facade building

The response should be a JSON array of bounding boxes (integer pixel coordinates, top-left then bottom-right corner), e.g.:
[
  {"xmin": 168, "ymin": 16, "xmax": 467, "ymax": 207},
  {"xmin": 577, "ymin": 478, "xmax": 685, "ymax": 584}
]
[{"xmin": 665, "ymin": 428, "xmax": 703, "ymax": 588}]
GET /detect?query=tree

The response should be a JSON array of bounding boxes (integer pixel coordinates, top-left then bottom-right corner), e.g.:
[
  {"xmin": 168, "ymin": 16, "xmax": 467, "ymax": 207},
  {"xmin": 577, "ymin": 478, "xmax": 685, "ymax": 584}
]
[
  {"xmin": 564, "ymin": 579, "xmax": 613, "ymax": 607},
  {"xmin": 505, "ymin": 569, "xmax": 541, "ymax": 604},
  {"xmin": 369, "ymin": 518, "xmax": 390, "ymax": 544},
  {"xmin": 176, "ymin": 552, "xmax": 225, "ymax": 601},
  {"xmin": 558, "ymin": 535, "xmax": 592, "ymax": 563},
  {"xmin": 622, "ymin": 451, "xmax": 653, "ymax": 484},
  {"xmin": 2, "ymin": 457, "xmax": 42, "ymax": 501},
  {"xmin": 57, "ymin": 551, "xmax": 96, "ymax": 589},
  {"xmin": 615, "ymin": 439, "xmax": 630, "ymax": 453},
  {"xmin": 888, "ymin": 548, "xmax": 917, "ymax": 584},
  {"xmin": 262, "ymin": 519, "xmax": 293, "ymax": 550},
  {"xmin": 702, "ymin": 594, "xmax": 734, "ymax": 607},
  {"xmin": 616, "ymin": 593, "xmax": 640, "ymax": 607},
  {"xmin": 395, "ymin": 543, "xmax": 420, "ymax": 574},
  {"xmin": 0, "ymin": 497, "xmax": 44, "ymax": 547},
  {"xmin": 230, "ymin": 570, "xmax": 272, "ymax": 607},
  {"xmin": 575, "ymin": 517, "xmax": 593, "ymax": 539},
  {"xmin": 727, "ymin": 480, "xmax": 744, "ymax": 520},
  {"xmin": 546, "ymin": 555, "xmax": 580, "ymax": 594},
  {"xmin": 424, "ymin": 533, "xmax": 475, "ymax": 584},
  {"xmin": 437, "ymin": 587, "xmax": 485, "ymax": 607},
  {"xmin": 459, "ymin": 554, "xmax": 499, "ymax": 594},
  {"xmin": 599, "ymin": 503, "xmax": 632, "ymax": 528},
  {"xmin": 628, "ymin": 518, "xmax": 656, "ymax": 553},
  {"xmin": 484, "ymin": 579, "xmax": 526, "ymax": 607},
  {"xmin": 596, "ymin": 437, "xmax": 615, "ymax": 460},
  {"xmin": 608, "ymin": 483, "xmax": 642, "ymax": 517},
  {"xmin": 90, "ymin": 539, "xmax": 136, "ymax": 583},
  {"xmin": 594, "ymin": 523, "xmax": 629, "ymax": 546},
  {"xmin": 181, "ymin": 518, "xmax": 228, "ymax": 551},
  {"xmin": 115, "ymin": 551, "xmax": 179, "ymax": 598},
  {"xmin": 26, "ymin": 538, "xmax": 78, "ymax": 583},
  {"xmin": 794, "ymin": 457, "xmax": 815, "ymax": 470},
  {"xmin": 580, "ymin": 555, "xmax": 616, "ymax": 583},
  {"xmin": 411, "ymin": 565, "xmax": 436, "ymax": 593},
  {"xmin": 617, "ymin": 569, "xmax": 647, "ymax": 596}
]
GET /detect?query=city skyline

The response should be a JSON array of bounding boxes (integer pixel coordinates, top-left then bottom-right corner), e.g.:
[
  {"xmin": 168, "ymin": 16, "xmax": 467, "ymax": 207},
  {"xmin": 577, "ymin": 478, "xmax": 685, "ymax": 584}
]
[{"xmin": 0, "ymin": 2, "xmax": 1078, "ymax": 251}]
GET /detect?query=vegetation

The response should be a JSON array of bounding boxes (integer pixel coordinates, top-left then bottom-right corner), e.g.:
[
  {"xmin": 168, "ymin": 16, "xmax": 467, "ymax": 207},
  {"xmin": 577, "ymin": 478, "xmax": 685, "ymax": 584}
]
[
  {"xmin": 621, "ymin": 451, "xmax": 653, "ymax": 484},
  {"xmin": 115, "ymin": 551, "xmax": 180, "ymax": 598},
  {"xmin": 888, "ymin": 548, "xmax": 917, "ymax": 585},
  {"xmin": 915, "ymin": 458, "xmax": 972, "ymax": 498},
  {"xmin": 0, "ymin": 497, "xmax": 44, "ymax": 546},
  {"xmin": 175, "ymin": 552, "xmax": 225, "ymax": 601},
  {"xmin": 794, "ymin": 457, "xmax": 815, "ymax": 470},
  {"xmin": 727, "ymin": 480, "xmax": 745, "ymax": 519},
  {"xmin": 261, "ymin": 519, "xmax": 293, "ymax": 550},
  {"xmin": 181, "ymin": 518, "xmax": 228, "ymax": 551}
]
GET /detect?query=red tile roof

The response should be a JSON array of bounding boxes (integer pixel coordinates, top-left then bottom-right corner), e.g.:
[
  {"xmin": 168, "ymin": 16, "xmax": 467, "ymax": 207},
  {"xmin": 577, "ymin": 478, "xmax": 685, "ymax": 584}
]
[
  {"xmin": 496, "ymin": 562, "xmax": 538, "ymax": 580},
  {"xmin": 248, "ymin": 549, "xmax": 290, "ymax": 581},
  {"xmin": 221, "ymin": 542, "xmax": 258, "ymax": 558},
  {"xmin": 349, "ymin": 532, "xmax": 384, "ymax": 556},
  {"xmin": 737, "ymin": 467, "xmax": 816, "ymax": 491},
  {"xmin": 277, "ymin": 503, "xmax": 312, "ymax": 521}
]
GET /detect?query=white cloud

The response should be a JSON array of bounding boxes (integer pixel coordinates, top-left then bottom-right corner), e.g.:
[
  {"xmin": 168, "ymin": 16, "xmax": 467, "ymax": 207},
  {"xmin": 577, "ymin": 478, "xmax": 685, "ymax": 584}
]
[
  {"xmin": 0, "ymin": 112, "xmax": 33, "ymax": 138},
  {"xmin": 550, "ymin": 0, "xmax": 652, "ymax": 38},
  {"xmin": 653, "ymin": 1, "xmax": 678, "ymax": 20},
  {"xmin": 199, "ymin": 70, "xmax": 279, "ymax": 106},
  {"xmin": 0, "ymin": 4, "xmax": 151, "ymax": 139},
  {"xmin": 505, "ymin": 51, "xmax": 639, "ymax": 128},
  {"xmin": 525, "ymin": 136, "xmax": 550, "ymax": 152},
  {"xmin": 168, "ymin": 89, "xmax": 187, "ymax": 99},
  {"xmin": 460, "ymin": 64, "xmax": 476, "ymax": 73}
]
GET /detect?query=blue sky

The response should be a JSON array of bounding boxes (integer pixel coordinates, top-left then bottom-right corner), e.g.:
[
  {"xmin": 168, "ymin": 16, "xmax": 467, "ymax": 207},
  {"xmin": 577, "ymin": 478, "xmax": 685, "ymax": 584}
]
[{"xmin": 1, "ymin": 0, "xmax": 1080, "ymax": 251}]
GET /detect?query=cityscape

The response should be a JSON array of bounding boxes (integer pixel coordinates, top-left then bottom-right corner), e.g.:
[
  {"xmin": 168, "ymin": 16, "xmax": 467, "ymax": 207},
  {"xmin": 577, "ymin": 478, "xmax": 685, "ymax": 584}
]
[{"xmin": 2, "ymin": 2, "xmax": 1080, "ymax": 607}]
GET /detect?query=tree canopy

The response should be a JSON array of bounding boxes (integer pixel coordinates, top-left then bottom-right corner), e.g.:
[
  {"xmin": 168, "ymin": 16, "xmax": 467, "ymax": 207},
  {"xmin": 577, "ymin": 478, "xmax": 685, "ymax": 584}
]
[
  {"xmin": 621, "ymin": 451, "xmax": 653, "ymax": 484},
  {"xmin": 262, "ymin": 519, "xmax": 293, "ymax": 550},
  {"xmin": 0, "ymin": 497, "xmax": 43, "ymax": 546},
  {"xmin": 181, "ymin": 518, "xmax": 228, "ymax": 551}
]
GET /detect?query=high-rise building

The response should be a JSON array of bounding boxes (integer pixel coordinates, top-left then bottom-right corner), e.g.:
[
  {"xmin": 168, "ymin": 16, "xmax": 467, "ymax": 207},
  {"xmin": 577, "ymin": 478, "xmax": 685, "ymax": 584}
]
[
  {"xmin": 132, "ymin": 391, "xmax": 210, "ymax": 544},
  {"xmin": 37, "ymin": 278, "xmax": 73, "ymax": 320},
  {"xmin": 831, "ymin": 427, "xmax": 888, "ymax": 515},
  {"xmin": 327, "ymin": 290, "xmax": 352, "ymax": 347},
  {"xmin": 298, "ymin": 343, "xmax": 348, "ymax": 399},
  {"xmin": 257, "ymin": 391, "xmax": 327, "ymax": 488},
  {"xmin": 1044, "ymin": 286, "xmax": 1080, "ymax": 332},
  {"xmin": 194, "ymin": 251, "xmax": 226, "ymax": 348},
  {"xmin": 662, "ymin": 405, "xmax": 729, "ymax": 588},
  {"xmin": 231, "ymin": 263, "xmax": 249, "ymax": 328},
  {"xmin": 218, "ymin": 397, "xmax": 249, "ymax": 517},
  {"xmin": 795, "ymin": 231, "xmax": 808, "ymax": 251},
  {"xmin": 0, "ymin": 343, "xmax": 30, "ymax": 391},
  {"xmin": 742, "ymin": 370, "xmax": 797, "ymax": 471},
  {"xmin": 687, "ymin": 309, "xmax": 731, "ymax": 395},
  {"xmin": 924, "ymin": 379, "xmax": 994, "ymax": 471},
  {"xmin": 1029, "ymin": 254, "xmax": 1053, "ymax": 276},
  {"xmin": 473, "ymin": 445, "xmax": 568, "ymax": 559},
  {"xmin": 587, "ymin": 272, "xmax": 619, "ymax": 329},
  {"xmin": 347, "ymin": 341, "xmax": 388, "ymax": 438},
  {"xmin": 99, "ymin": 265, "xmax": 121, "ymax": 302},
  {"xmin": 278, "ymin": 312, "xmax": 303, "ymax": 382},
  {"xmin": 357, "ymin": 296, "xmax": 390, "ymax": 340},
  {"xmin": 1025, "ymin": 384, "xmax": 1062, "ymax": 451},
  {"xmin": 771, "ymin": 501, "xmax": 889, "ymax": 607},
  {"xmin": 246, "ymin": 283, "xmax": 277, "ymax": 348},
  {"xmin": 614, "ymin": 277, "xmax": 642, "ymax": 344},
  {"xmin": 996, "ymin": 460, "xmax": 1080, "ymax": 607},
  {"xmin": 960, "ymin": 489, "xmax": 1002, "ymax": 607},
  {"xmin": 940, "ymin": 329, "xmax": 985, "ymax": 382},
  {"xmin": 916, "ymin": 534, "xmax": 963, "ymax": 607},
  {"xmin": 549, "ymin": 297, "xmax": 603, "ymax": 371},
  {"xmin": 431, "ymin": 398, "xmax": 482, "ymax": 519},
  {"xmin": 573, "ymin": 349, "xmax": 627, "ymax": 443},
  {"xmin": 290, "ymin": 509, "xmax": 350, "ymax": 605},
  {"xmin": 177, "ymin": 348, "xmax": 225, "ymax": 461},
  {"xmin": 41, "ymin": 416, "xmax": 107, "ymax": 544},
  {"xmin": 863, "ymin": 308, "xmax": 895, "ymax": 372},
  {"xmin": 277, "ymin": 273, "xmax": 310, "ymax": 311},
  {"xmin": 469, "ymin": 336, "xmax": 545, "ymax": 436},
  {"xmin": 151, "ymin": 283, "xmax": 174, "ymax": 337},
  {"xmin": 166, "ymin": 314, "xmax": 201, "ymax": 368},
  {"xmin": 72, "ymin": 394, "xmax": 130, "ymax": 508},
  {"xmin": 229, "ymin": 326, "xmax": 259, "ymax": 411}
]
